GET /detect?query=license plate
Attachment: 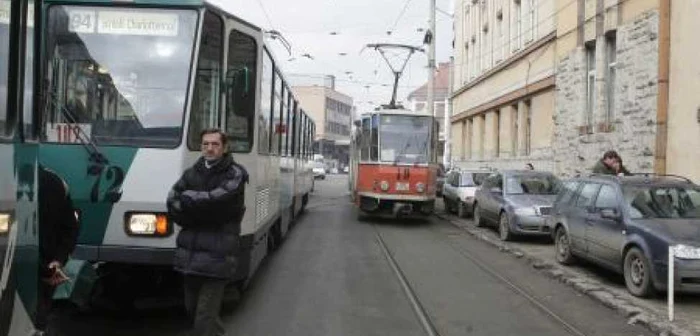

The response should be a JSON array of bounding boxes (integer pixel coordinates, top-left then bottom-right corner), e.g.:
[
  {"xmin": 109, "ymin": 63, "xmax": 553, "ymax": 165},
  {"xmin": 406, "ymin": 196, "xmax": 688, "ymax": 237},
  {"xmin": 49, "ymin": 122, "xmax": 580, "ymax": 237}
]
[{"xmin": 396, "ymin": 182, "xmax": 409, "ymax": 191}]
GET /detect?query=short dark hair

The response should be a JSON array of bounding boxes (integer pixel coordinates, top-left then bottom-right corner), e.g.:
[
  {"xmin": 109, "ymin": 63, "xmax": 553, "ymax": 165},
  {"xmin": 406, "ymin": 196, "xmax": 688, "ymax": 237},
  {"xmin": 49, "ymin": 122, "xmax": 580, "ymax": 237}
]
[
  {"xmin": 200, "ymin": 128, "xmax": 228, "ymax": 146},
  {"xmin": 603, "ymin": 150, "xmax": 620, "ymax": 160}
]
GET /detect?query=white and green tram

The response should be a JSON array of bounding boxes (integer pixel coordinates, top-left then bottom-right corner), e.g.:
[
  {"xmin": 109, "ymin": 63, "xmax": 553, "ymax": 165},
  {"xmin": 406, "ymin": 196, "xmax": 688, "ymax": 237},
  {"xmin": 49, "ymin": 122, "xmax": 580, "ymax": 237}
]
[{"xmin": 37, "ymin": 0, "xmax": 316, "ymax": 307}]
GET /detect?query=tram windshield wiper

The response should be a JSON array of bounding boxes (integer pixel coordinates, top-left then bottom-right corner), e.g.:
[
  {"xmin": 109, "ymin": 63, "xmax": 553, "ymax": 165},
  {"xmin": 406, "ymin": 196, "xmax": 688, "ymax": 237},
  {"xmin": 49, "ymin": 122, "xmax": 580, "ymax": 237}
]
[{"xmin": 46, "ymin": 92, "xmax": 109, "ymax": 165}]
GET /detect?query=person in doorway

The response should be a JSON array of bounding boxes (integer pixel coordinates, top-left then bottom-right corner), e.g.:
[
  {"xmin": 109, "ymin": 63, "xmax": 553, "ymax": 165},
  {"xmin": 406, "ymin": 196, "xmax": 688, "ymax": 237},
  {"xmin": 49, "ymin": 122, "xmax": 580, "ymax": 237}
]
[
  {"xmin": 35, "ymin": 166, "xmax": 80, "ymax": 336},
  {"xmin": 167, "ymin": 128, "xmax": 249, "ymax": 336}
]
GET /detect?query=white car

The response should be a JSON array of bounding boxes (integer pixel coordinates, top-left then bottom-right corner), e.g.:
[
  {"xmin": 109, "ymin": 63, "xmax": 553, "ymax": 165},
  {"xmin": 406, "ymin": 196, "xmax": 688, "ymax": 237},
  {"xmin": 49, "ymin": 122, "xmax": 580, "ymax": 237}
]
[
  {"xmin": 313, "ymin": 166, "xmax": 326, "ymax": 180},
  {"xmin": 442, "ymin": 170, "xmax": 491, "ymax": 218}
]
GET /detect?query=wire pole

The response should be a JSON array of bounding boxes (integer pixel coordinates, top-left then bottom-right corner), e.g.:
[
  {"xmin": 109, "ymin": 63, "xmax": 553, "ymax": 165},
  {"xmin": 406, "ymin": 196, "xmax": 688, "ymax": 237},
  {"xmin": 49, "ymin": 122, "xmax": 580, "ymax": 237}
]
[
  {"xmin": 427, "ymin": 0, "xmax": 436, "ymax": 119},
  {"xmin": 444, "ymin": 57, "xmax": 453, "ymax": 168}
]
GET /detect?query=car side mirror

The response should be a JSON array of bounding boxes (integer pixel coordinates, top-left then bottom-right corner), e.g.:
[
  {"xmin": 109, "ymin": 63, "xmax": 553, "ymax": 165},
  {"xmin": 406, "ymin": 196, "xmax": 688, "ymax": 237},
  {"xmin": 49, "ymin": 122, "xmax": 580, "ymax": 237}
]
[{"xmin": 600, "ymin": 208, "xmax": 622, "ymax": 221}]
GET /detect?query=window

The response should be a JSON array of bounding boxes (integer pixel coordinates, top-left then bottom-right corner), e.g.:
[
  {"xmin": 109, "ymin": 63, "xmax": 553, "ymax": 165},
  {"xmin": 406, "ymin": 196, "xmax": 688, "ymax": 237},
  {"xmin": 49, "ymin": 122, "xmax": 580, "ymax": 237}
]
[
  {"xmin": 605, "ymin": 33, "xmax": 617, "ymax": 123},
  {"xmin": 189, "ymin": 12, "xmax": 223, "ymax": 150},
  {"xmin": 526, "ymin": 0, "xmax": 535, "ymax": 43},
  {"xmin": 361, "ymin": 117, "xmax": 370, "ymax": 160},
  {"xmin": 0, "ymin": 0, "xmax": 15, "ymax": 138},
  {"xmin": 253, "ymin": 52, "xmax": 272, "ymax": 155},
  {"xmin": 585, "ymin": 42, "xmax": 596, "ymax": 129},
  {"xmin": 370, "ymin": 114, "xmax": 378, "ymax": 161},
  {"xmin": 226, "ymin": 29, "xmax": 258, "ymax": 152},
  {"xmin": 556, "ymin": 181, "xmax": 580, "ymax": 206},
  {"xmin": 270, "ymin": 72, "xmax": 281, "ymax": 155},
  {"xmin": 22, "ymin": 1, "xmax": 36, "ymax": 139},
  {"xmin": 595, "ymin": 185, "xmax": 618, "ymax": 209},
  {"xmin": 513, "ymin": 0, "xmax": 522, "ymax": 51},
  {"xmin": 44, "ymin": 6, "xmax": 198, "ymax": 147},
  {"xmin": 496, "ymin": 16, "xmax": 503, "ymax": 62},
  {"xmin": 576, "ymin": 183, "xmax": 600, "ymax": 209},
  {"xmin": 281, "ymin": 95, "xmax": 289, "ymax": 156}
]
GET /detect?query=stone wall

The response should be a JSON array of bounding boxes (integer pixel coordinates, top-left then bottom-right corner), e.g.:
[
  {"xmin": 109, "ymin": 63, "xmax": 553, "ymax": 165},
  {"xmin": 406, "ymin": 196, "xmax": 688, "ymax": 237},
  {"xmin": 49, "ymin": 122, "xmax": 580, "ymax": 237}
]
[{"xmin": 553, "ymin": 10, "xmax": 659, "ymax": 177}]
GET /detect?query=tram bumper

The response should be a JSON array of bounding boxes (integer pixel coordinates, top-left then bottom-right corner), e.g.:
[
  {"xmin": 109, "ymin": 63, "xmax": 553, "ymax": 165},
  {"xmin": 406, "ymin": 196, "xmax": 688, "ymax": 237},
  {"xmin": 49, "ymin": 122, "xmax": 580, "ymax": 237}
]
[{"xmin": 358, "ymin": 193, "xmax": 435, "ymax": 217}]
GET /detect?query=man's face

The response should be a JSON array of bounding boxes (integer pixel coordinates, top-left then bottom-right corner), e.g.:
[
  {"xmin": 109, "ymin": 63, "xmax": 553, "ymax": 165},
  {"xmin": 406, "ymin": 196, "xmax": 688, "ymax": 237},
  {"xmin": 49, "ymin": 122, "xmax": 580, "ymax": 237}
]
[
  {"xmin": 603, "ymin": 157, "xmax": 617, "ymax": 168},
  {"xmin": 201, "ymin": 133, "xmax": 225, "ymax": 161}
]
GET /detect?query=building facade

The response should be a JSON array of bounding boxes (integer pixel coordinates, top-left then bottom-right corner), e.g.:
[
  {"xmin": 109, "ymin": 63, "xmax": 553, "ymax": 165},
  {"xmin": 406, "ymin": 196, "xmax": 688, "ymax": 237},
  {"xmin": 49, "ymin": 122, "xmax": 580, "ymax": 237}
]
[
  {"xmin": 293, "ymin": 83, "xmax": 354, "ymax": 167},
  {"xmin": 407, "ymin": 62, "xmax": 451, "ymax": 164},
  {"xmin": 450, "ymin": 0, "xmax": 699, "ymax": 182}
]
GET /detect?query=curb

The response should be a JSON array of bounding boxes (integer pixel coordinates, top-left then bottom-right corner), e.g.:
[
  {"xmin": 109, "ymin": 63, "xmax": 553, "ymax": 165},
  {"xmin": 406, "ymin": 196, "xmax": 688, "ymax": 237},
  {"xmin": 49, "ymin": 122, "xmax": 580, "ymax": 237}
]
[{"xmin": 434, "ymin": 212, "xmax": 697, "ymax": 336}]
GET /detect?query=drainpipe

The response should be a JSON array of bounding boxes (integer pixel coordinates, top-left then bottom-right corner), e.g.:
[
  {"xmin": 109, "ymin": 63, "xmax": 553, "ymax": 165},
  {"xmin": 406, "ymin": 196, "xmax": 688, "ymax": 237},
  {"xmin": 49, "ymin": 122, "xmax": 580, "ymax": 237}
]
[{"xmin": 655, "ymin": 0, "xmax": 670, "ymax": 174}]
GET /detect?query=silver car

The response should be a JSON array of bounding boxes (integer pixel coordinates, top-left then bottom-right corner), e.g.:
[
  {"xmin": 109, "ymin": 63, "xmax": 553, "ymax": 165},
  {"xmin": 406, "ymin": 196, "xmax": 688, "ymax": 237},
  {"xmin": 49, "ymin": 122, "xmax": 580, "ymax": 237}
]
[
  {"xmin": 473, "ymin": 170, "xmax": 561, "ymax": 241},
  {"xmin": 442, "ymin": 169, "xmax": 491, "ymax": 218}
]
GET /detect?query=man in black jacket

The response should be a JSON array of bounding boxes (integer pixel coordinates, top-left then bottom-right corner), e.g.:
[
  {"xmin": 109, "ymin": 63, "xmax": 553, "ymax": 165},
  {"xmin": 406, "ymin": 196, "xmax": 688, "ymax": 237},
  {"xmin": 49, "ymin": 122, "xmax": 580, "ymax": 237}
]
[
  {"xmin": 167, "ymin": 128, "xmax": 248, "ymax": 336},
  {"xmin": 36, "ymin": 166, "xmax": 79, "ymax": 336}
]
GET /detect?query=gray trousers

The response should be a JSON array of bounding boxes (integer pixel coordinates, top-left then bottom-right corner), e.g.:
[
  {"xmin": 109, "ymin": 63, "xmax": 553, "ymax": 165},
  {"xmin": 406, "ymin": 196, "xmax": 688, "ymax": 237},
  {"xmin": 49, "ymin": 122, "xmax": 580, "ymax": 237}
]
[{"xmin": 184, "ymin": 275, "xmax": 228, "ymax": 336}]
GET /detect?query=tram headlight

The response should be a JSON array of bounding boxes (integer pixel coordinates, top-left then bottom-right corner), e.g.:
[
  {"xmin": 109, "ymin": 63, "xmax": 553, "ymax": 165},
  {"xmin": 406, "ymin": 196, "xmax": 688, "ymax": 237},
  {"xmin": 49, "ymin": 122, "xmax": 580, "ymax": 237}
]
[
  {"xmin": 416, "ymin": 182, "xmax": 425, "ymax": 193},
  {"xmin": 125, "ymin": 213, "xmax": 170, "ymax": 237},
  {"xmin": 380, "ymin": 181, "xmax": 390, "ymax": 191},
  {"xmin": 0, "ymin": 213, "xmax": 10, "ymax": 235}
]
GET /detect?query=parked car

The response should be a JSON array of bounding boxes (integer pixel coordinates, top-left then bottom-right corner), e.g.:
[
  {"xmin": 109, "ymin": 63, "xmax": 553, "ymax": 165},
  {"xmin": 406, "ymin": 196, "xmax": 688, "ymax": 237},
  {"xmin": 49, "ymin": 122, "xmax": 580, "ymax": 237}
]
[
  {"xmin": 473, "ymin": 170, "xmax": 561, "ymax": 241},
  {"xmin": 550, "ymin": 174, "xmax": 700, "ymax": 297},
  {"xmin": 443, "ymin": 169, "xmax": 491, "ymax": 218},
  {"xmin": 313, "ymin": 163, "xmax": 326, "ymax": 180}
]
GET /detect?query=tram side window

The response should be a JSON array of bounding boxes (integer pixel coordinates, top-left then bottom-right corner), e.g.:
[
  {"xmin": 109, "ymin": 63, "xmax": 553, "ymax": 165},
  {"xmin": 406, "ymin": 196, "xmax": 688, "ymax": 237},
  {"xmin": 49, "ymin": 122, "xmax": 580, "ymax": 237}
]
[
  {"xmin": 0, "ymin": 0, "xmax": 14, "ymax": 138},
  {"xmin": 253, "ymin": 50, "xmax": 272, "ymax": 155},
  {"xmin": 279, "ymin": 89, "xmax": 288, "ymax": 156},
  {"xmin": 225, "ymin": 30, "xmax": 258, "ymax": 153},
  {"xmin": 360, "ymin": 118, "xmax": 370, "ymax": 161},
  {"xmin": 370, "ymin": 115, "xmax": 379, "ymax": 161},
  {"xmin": 269, "ymin": 69, "xmax": 281, "ymax": 155},
  {"xmin": 188, "ymin": 12, "xmax": 223, "ymax": 150}
]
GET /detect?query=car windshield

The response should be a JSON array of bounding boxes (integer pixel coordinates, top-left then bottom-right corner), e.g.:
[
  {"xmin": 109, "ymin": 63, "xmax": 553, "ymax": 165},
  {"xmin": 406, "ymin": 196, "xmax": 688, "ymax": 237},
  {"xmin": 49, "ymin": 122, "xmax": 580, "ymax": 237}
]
[
  {"xmin": 460, "ymin": 172, "xmax": 490, "ymax": 187},
  {"xmin": 43, "ymin": 6, "xmax": 198, "ymax": 147},
  {"xmin": 505, "ymin": 174, "xmax": 560, "ymax": 195},
  {"xmin": 379, "ymin": 115, "xmax": 431, "ymax": 164},
  {"xmin": 623, "ymin": 185, "xmax": 700, "ymax": 219}
]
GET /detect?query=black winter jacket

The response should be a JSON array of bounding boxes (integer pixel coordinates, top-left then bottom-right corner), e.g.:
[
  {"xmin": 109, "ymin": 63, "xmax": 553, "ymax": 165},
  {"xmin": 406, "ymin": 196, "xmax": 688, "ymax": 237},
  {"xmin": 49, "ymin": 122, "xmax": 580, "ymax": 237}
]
[
  {"xmin": 166, "ymin": 154, "xmax": 249, "ymax": 279},
  {"xmin": 38, "ymin": 166, "xmax": 79, "ymax": 277}
]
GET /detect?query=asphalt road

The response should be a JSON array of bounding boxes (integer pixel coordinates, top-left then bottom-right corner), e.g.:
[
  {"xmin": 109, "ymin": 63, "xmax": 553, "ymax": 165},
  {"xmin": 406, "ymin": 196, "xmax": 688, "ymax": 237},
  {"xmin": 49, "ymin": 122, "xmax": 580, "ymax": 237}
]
[{"xmin": 56, "ymin": 175, "xmax": 654, "ymax": 336}]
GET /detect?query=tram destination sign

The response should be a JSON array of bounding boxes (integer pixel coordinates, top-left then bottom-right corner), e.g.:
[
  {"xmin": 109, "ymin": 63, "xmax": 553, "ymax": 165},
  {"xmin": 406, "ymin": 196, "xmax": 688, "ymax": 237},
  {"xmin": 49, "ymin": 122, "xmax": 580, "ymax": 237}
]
[{"xmin": 68, "ymin": 9, "xmax": 179, "ymax": 37}]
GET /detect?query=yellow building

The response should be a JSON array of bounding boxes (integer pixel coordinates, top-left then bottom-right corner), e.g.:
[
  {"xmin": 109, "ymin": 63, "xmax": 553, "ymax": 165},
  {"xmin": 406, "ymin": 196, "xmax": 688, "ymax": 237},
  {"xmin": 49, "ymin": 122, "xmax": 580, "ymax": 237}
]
[{"xmin": 450, "ymin": 0, "xmax": 699, "ymax": 182}]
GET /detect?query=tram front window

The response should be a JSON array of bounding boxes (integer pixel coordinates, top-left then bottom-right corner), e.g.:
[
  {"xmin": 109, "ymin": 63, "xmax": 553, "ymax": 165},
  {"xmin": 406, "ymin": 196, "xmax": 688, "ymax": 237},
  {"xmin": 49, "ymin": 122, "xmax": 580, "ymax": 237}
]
[
  {"xmin": 43, "ymin": 6, "xmax": 198, "ymax": 147},
  {"xmin": 379, "ymin": 115, "xmax": 432, "ymax": 164}
]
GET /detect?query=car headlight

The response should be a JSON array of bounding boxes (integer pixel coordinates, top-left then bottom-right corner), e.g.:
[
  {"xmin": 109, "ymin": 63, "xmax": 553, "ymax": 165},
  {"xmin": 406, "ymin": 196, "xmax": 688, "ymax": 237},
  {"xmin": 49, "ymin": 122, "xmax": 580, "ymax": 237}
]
[
  {"xmin": 0, "ymin": 213, "xmax": 10, "ymax": 235},
  {"xmin": 380, "ymin": 181, "xmax": 390, "ymax": 191},
  {"xmin": 416, "ymin": 182, "xmax": 425, "ymax": 193},
  {"xmin": 514, "ymin": 207, "xmax": 537, "ymax": 216},
  {"xmin": 672, "ymin": 244, "xmax": 700, "ymax": 260},
  {"xmin": 125, "ymin": 213, "xmax": 170, "ymax": 236}
]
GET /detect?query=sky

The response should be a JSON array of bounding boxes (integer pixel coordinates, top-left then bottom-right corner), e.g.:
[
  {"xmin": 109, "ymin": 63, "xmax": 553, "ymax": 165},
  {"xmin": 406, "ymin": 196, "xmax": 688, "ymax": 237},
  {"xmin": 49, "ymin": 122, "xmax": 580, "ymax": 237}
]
[{"xmin": 209, "ymin": 0, "xmax": 455, "ymax": 117}]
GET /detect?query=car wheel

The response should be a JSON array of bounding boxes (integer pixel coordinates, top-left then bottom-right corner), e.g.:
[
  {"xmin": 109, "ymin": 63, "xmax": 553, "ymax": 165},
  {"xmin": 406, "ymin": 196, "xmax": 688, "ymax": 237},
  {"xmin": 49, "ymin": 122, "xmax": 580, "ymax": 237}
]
[
  {"xmin": 624, "ymin": 247, "xmax": 655, "ymax": 297},
  {"xmin": 457, "ymin": 201, "xmax": 467, "ymax": 218},
  {"xmin": 473, "ymin": 203, "xmax": 484, "ymax": 227},
  {"xmin": 499, "ymin": 212, "xmax": 513, "ymax": 241},
  {"xmin": 555, "ymin": 227, "xmax": 576, "ymax": 265}
]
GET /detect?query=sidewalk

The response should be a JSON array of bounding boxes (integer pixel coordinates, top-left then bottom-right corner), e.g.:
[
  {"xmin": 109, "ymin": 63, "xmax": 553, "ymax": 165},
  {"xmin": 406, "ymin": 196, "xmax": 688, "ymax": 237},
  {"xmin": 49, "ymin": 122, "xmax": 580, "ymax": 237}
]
[{"xmin": 434, "ymin": 199, "xmax": 700, "ymax": 336}]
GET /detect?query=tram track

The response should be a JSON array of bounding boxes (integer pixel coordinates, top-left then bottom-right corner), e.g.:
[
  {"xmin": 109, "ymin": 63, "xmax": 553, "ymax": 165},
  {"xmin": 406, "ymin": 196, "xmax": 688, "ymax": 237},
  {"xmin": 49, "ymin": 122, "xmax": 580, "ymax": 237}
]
[
  {"xmin": 372, "ymin": 218, "xmax": 593, "ymax": 336},
  {"xmin": 372, "ymin": 223, "xmax": 441, "ymax": 336}
]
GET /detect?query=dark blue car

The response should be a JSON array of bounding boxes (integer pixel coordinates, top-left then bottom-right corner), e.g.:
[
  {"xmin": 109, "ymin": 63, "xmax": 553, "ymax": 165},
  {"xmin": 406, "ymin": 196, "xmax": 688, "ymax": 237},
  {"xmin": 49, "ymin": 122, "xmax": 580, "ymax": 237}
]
[{"xmin": 550, "ymin": 174, "xmax": 700, "ymax": 297}]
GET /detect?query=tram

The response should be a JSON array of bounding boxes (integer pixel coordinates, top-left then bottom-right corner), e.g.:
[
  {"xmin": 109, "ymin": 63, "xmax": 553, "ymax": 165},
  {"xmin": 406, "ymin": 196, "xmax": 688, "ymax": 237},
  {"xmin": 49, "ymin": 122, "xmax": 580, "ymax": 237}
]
[
  {"xmin": 34, "ymin": 0, "xmax": 315, "ymax": 307},
  {"xmin": 1, "ymin": 0, "xmax": 42, "ymax": 334},
  {"xmin": 349, "ymin": 107, "xmax": 439, "ymax": 219}
]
